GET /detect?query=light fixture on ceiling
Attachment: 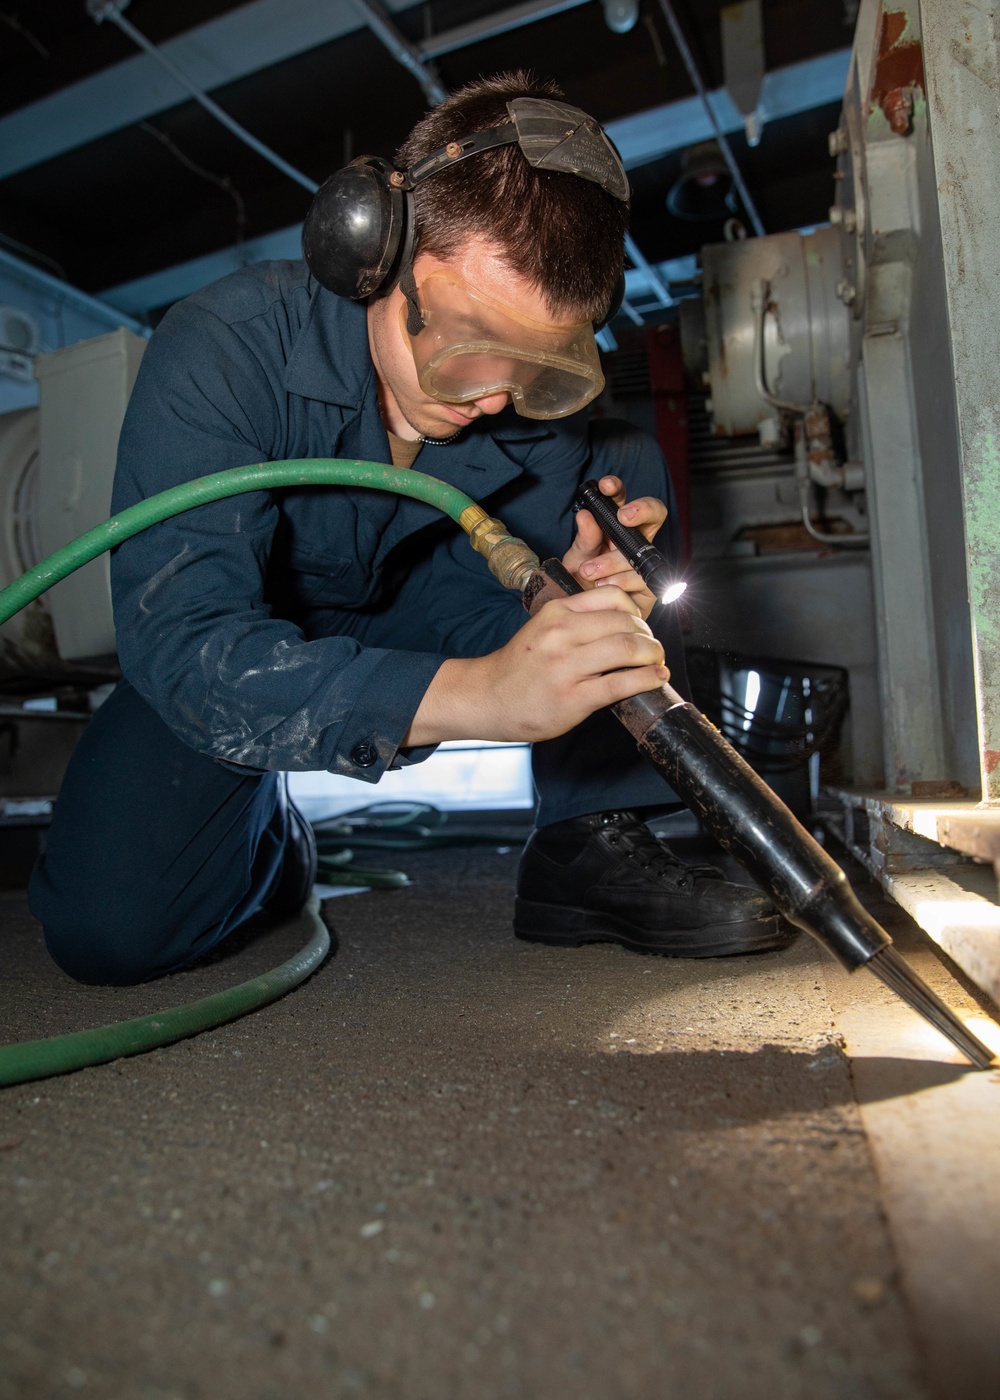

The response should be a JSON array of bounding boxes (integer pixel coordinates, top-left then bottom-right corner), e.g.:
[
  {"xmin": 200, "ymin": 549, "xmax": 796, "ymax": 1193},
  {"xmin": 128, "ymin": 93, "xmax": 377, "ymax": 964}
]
[
  {"xmin": 666, "ymin": 142, "xmax": 735, "ymax": 221},
  {"xmin": 602, "ymin": 0, "xmax": 640, "ymax": 34}
]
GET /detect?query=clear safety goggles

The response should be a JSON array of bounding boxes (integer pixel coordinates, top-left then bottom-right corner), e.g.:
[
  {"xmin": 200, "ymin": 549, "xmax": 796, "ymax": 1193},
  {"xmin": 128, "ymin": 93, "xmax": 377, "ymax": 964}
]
[{"xmin": 402, "ymin": 271, "xmax": 605, "ymax": 420}]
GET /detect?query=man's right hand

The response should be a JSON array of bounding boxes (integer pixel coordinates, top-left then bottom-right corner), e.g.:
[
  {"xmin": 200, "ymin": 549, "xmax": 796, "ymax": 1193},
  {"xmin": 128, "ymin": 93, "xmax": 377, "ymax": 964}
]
[{"xmin": 403, "ymin": 585, "xmax": 669, "ymax": 746}]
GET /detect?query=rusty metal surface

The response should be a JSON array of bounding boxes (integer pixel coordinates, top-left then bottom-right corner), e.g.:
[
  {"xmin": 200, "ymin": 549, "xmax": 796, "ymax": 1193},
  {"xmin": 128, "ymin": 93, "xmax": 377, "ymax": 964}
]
[
  {"xmin": 825, "ymin": 788, "xmax": 1000, "ymax": 867},
  {"xmin": 871, "ymin": 5, "xmax": 924, "ymax": 131},
  {"xmin": 935, "ymin": 813, "xmax": 1000, "ymax": 867},
  {"xmin": 522, "ymin": 559, "xmax": 580, "ymax": 615}
]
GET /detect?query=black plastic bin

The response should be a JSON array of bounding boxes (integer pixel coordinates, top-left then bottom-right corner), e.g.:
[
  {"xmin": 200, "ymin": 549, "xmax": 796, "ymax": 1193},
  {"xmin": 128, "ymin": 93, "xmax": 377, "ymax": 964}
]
[{"xmin": 685, "ymin": 648, "xmax": 849, "ymax": 818}]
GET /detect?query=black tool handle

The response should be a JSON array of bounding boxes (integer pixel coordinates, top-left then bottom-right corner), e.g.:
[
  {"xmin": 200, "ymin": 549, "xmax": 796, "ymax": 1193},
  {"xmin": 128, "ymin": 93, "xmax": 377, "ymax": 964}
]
[{"xmin": 523, "ymin": 558, "xmax": 890, "ymax": 970}]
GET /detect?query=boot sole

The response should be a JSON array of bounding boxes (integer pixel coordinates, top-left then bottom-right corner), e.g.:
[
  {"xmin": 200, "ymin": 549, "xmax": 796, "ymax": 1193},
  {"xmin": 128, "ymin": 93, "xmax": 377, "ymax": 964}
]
[{"xmin": 513, "ymin": 897, "xmax": 797, "ymax": 958}]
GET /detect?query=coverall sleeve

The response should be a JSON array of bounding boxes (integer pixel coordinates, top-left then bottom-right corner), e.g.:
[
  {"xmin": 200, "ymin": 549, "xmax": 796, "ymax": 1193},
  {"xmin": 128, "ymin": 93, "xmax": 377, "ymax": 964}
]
[{"xmin": 110, "ymin": 301, "xmax": 447, "ymax": 777}]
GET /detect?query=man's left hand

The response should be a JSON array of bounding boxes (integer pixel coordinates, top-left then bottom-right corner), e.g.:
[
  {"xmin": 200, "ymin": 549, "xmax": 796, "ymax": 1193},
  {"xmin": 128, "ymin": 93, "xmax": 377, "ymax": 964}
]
[{"xmin": 562, "ymin": 474, "xmax": 668, "ymax": 620}]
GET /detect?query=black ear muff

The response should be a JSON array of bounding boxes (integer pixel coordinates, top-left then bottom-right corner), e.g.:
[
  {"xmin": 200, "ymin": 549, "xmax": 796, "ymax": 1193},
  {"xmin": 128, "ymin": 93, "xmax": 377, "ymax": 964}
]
[
  {"xmin": 595, "ymin": 269, "xmax": 626, "ymax": 331},
  {"xmin": 302, "ymin": 157, "xmax": 408, "ymax": 300}
]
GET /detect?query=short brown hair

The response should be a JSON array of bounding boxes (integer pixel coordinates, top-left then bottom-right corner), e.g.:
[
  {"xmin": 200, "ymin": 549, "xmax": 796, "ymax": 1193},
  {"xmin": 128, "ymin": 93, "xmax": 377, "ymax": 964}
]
[{"xmin": 395, "ymin": 72, "xmax": 629, "ymax": 321}]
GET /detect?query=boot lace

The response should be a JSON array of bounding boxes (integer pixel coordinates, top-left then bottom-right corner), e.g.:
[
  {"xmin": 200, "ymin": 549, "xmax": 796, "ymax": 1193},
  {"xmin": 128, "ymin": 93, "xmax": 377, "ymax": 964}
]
[{"xmin": 597, "ymin": 811, "xmax": 721, "ymax": 887}]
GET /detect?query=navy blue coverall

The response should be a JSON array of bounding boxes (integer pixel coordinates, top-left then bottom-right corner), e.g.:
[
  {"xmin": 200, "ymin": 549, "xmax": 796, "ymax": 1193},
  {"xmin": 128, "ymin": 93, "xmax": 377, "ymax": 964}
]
[{"xmin": 29, "ymin": 262, "xmax": 687, "ymax": 984}]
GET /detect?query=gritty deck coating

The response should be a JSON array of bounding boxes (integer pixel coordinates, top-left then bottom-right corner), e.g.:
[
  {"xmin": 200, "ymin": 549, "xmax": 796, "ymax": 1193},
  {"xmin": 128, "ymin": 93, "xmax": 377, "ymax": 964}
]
[{"xmin": 1, "ymin": 842, "xmax": 929, "ymax": 1400}]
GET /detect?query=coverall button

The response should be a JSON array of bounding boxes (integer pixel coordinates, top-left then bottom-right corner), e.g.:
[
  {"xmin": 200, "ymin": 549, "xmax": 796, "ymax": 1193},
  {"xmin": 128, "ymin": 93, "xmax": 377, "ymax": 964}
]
[{"xmin": 351, "ymin": 740, "xmax": 379, "ymax": 768}]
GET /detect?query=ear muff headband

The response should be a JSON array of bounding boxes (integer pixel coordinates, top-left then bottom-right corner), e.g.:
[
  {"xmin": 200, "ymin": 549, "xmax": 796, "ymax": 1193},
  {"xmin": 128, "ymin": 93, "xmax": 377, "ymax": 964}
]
[{"xmin": 302, "ymin": 97, "xmax": 630, "ymax": 319}]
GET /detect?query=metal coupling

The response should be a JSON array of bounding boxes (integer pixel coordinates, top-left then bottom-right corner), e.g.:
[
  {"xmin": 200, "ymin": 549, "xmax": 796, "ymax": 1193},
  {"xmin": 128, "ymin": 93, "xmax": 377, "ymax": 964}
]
[{"xmin": 459, "ymin": 507, "xmax": 540, "ymax": 592}]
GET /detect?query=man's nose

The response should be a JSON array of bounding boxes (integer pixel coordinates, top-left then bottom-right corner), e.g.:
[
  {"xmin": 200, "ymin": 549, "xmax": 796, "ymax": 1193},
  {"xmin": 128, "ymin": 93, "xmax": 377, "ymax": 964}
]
[{"xmin": 473, "ymin": 390, "xmax": 510, "ymax": 415}]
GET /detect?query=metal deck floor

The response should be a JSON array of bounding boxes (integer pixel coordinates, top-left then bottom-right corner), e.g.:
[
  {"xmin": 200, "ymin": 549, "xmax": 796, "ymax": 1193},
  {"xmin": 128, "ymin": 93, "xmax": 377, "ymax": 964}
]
[{"xmin": 1, "ymin": 840, "xmax": 997, "ymax": 1400}]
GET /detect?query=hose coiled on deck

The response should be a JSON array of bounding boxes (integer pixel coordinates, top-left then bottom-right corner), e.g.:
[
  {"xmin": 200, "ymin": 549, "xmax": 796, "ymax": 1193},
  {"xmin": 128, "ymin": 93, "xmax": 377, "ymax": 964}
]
[{"xmin": 0, "ymin": 460, "xmax": 490, "ymax": 1087}]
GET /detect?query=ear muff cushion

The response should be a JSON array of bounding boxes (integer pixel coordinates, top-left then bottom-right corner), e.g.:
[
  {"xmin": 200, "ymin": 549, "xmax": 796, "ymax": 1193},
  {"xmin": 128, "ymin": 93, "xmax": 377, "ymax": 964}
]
[{"xmin": 302, "ymin": 157, "xmax": 405, "ymax": 299}]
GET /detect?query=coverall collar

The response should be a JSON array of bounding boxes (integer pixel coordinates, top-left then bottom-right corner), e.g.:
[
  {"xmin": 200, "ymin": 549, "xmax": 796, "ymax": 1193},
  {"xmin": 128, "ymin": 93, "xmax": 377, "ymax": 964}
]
[{"xmin": 283, "ymin": 283, "xmax": 373, "ymax": 407}]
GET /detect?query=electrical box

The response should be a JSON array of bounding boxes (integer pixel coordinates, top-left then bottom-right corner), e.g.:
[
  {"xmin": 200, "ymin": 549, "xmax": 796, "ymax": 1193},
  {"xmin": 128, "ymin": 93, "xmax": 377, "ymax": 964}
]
[{"xmin": 33, "ymin": 328, "xmax": 146, "ymax": 660}]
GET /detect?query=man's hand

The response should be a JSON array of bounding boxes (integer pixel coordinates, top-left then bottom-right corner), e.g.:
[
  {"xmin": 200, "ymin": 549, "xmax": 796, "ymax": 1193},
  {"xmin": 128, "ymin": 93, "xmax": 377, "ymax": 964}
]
[
  {"xmin": 404, "ymin": 585, "xmax": 669, "ymax": 746},
  {"xmin": 562, "ymin": 474, "xmax": 668, "ymax": 619}
]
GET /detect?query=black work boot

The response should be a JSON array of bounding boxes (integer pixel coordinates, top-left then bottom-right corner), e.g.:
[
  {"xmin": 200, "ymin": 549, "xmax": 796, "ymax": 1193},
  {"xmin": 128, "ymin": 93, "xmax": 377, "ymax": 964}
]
[
  {"xmin": 264, "ymin": 777, "xmax": 318, "ymax": 918},
  {"xmin": 514, "ymin": 810, "xmax": 796, "ymax": 957}
]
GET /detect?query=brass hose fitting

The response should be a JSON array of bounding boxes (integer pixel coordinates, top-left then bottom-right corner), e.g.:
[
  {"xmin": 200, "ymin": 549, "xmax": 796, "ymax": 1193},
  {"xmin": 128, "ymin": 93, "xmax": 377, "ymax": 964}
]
[{"xmin": 459, "ymin": 506, "xmax": 540, "ymax": 593}]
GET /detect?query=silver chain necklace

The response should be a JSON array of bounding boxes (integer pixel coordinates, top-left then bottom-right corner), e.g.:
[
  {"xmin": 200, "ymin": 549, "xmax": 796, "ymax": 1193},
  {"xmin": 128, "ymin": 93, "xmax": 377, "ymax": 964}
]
[{"xmin": 416, "ymin": 428, "xmax": 463, "ymax": 445}]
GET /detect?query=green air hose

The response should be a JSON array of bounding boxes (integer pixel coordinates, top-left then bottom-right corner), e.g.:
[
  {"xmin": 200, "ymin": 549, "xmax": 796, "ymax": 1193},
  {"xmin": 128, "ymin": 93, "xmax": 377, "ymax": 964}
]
[
  {"xmin": 0, "ymin": 459, "xmax": 481, "ymax": 625},
  {"xmin": 0, "ymin": 459, "xmax": 533, "ymax": 1089},
  {"xmin": 0, "ymin": 897, "xmax": 329, "ymax": 1088}
]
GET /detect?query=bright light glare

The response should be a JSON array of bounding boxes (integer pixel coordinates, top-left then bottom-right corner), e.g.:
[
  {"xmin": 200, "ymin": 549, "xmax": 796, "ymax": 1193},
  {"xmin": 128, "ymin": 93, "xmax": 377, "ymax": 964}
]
[
  {"xmin": 743, "ymin": 669, "xmax": 761, "ymax": 732},
  {"xmin": 660, "ymin": 580, "xmax": 687, "ymax": 604},
  {"xmin": 911, "ymin": 896, "xmax": 1000, "ymax": 934},
  {"xmin": 966, "ymin": 1016, "xmax": 1000, "ymax": 1059}
]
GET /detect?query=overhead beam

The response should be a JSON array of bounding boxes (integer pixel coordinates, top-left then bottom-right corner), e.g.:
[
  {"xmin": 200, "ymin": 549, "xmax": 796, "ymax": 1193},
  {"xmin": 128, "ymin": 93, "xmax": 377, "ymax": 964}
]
[
  {"xmin": 0, "ymin": 0, "xmax": 415, "ymax": 182},
  {"xmin": 418, "ymin": 0, "xmax": 592, "ymax": 59},
  {"xmin": 101, "ymin": 225, "xmax": 306, "ymax": 316},
  {"xmin": 605, "ymin": 47, "xmax": 850, "ymax": 170},
  {"xmin": 352, "ymin": 0, "xmax": 448, "ymax": 105},
  {"xmin": 0, "ymin": 0, "xmax": 848, "ymax": 187},
  {"xmin": 100, "ymin": 47, "xmax": 850, "ymax": 317}
]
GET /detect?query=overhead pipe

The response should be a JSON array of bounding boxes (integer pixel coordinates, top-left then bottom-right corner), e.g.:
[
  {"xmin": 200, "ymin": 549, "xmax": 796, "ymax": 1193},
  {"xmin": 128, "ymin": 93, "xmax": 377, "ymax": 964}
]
[
  {"xmin": 654, "ymin": 0, "xmax": 766, "ymax": 237},
  {"xmin": 625, "ymin": 232, "xmax": 675, "ymax": 311},
  {"xmin": 750, "ymin": 281, "xmax": 870, "ymax": 549},
  {"xmin": 87, "ymin": 0, "xmax": 320, "ymax": 196},
  {"xmin": 418, "ymin": 0, "xmax": 592, "ymax": 58},
  {"xmin": 351, "ymin": 0, "xmax": 448, "ymax": 107}
]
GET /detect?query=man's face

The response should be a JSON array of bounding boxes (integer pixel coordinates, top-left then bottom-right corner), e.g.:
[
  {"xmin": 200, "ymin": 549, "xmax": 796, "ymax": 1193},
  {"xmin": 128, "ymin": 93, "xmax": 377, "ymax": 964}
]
[{"xmin": 367, "ymin": 235, "xmax": 588, "ymax": 441}]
